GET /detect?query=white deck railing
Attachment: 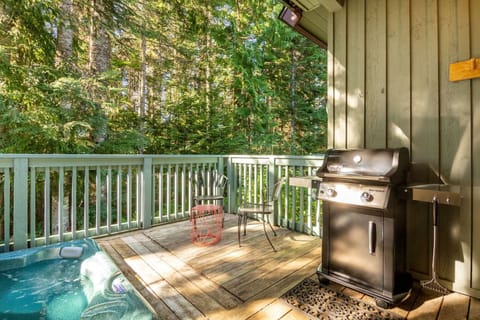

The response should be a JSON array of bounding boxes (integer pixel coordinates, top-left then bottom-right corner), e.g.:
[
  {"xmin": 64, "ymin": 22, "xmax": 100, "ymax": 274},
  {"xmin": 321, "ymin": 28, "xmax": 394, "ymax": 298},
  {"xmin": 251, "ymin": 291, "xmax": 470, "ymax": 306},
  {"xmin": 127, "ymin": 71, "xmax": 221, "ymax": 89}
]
[{"xmin": 0, "ymin": 154, "xmax": 324, "ymax": 252}]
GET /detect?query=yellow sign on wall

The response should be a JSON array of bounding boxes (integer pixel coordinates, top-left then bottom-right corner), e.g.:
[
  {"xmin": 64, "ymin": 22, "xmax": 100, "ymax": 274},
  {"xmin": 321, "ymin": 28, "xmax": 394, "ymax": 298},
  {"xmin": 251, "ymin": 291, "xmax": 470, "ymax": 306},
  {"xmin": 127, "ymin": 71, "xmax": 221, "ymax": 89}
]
[{"xmin": 449, "ymin": 58, "xmax": 480, "ymax": 82}]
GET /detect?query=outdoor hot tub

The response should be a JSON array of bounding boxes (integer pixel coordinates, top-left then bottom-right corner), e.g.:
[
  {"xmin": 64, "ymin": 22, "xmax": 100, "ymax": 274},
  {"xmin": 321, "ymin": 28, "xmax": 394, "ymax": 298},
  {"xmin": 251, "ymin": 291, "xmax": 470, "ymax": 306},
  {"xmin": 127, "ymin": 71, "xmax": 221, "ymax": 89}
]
[{"xmin": 0, "ymin": 238, "xmax": 156, "ymax": 320}]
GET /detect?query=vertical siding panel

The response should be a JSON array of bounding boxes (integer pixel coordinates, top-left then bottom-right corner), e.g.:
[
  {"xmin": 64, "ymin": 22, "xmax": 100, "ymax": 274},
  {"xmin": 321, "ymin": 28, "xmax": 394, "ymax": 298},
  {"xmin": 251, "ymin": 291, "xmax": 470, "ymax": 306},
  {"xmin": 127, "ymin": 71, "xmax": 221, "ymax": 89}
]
[
  {"xmin": 328, "ymin": 12, "xmax": 335, "ymax": 148},
  {"xmin": 346, "ymin": 0, "xmax": 365, "ymax": 149},
  {"xmin": 407, "ymin": 0, "xmax": 439, "ymax": 277},
  {"xmin": 438, "ymin": 0, "xmax": 471, "ymax": 289},
  {"xmin": 387, "ymin": 0, "xmax": 411, "ymax": 149},
  {"xmin": 365, "ymin": 0, "xmax": 387, "ymax": 148},
  {"xmin": 333, "ymin": 7, "xmax": 347, "ymax": 148},
  {"xmin": 472, "ymin": 0, "xmax": 480, "ymax": 291},
  {"xmin": 410, "ymin": 0, "xmax": 440, "ymax": 165}
]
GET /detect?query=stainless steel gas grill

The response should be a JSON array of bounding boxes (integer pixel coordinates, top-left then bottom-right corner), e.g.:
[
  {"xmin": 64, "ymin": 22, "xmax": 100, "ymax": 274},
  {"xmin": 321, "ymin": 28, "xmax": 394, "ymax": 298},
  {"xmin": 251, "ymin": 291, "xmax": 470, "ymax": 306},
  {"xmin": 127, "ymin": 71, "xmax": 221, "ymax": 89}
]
[{"xmin": 315, "ymin": 148, "xmax": 412, "ymax": 308}]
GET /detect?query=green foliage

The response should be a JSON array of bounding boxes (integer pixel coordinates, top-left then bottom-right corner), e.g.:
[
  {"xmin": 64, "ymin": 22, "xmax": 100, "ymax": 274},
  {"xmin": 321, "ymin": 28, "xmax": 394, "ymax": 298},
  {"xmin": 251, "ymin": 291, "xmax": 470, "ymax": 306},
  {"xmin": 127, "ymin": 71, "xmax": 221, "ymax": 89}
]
[{"xmin": 0, "ymin": 0, "xmax": 328, "ymax": 155}]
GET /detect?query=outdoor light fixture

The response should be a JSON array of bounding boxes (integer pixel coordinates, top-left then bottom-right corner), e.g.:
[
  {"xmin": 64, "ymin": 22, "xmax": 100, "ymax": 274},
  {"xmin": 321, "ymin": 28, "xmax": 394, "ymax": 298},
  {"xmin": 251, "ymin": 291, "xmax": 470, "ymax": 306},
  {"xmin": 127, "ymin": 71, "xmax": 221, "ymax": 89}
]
[
  {"xmin": 278, "ymin": 5, "xmax": 327, "ymax": 49},
  {"xmin": 278, "ymin": 6, "xmax": 302, "ymax": 27}
]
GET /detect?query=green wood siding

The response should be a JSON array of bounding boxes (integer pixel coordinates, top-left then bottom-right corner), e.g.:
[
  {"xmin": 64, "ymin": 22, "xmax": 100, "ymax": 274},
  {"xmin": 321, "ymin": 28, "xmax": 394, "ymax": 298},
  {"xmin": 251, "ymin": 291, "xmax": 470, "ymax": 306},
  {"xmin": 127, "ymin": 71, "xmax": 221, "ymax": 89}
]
[
  {"xmin": 328, "ymin": 0, "xmax": 480, "ymax": 298},
  {"xmin": 473, "ymin": 0, "xmax": 480, "ymax": 295}
]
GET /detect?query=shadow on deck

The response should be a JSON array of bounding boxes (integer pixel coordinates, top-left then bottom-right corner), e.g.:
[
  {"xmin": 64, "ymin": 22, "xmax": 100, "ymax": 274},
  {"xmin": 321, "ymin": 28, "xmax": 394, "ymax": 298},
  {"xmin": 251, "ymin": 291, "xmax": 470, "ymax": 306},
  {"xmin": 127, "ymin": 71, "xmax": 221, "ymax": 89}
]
[{"xmin": 96, "ymin": 214, "xmax": 480, "ymax": 320}]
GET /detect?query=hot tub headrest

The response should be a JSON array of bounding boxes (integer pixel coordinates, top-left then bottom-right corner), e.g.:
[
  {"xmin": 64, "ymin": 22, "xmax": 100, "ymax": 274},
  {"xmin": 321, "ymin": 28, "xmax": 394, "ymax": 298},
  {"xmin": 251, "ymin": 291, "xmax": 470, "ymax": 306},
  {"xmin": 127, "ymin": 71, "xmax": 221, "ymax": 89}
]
[{"xmin": 59, "ymin": 246, "xmax": 84, "ymax": 259}]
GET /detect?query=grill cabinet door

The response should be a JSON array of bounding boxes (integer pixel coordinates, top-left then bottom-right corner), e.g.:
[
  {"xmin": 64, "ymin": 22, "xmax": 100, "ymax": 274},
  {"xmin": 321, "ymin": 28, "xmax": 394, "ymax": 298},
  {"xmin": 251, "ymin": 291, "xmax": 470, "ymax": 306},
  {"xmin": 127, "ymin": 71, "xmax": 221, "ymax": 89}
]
[{"xmin": 327, "ymin": 204, "xmax": 384, "ymax": 290}]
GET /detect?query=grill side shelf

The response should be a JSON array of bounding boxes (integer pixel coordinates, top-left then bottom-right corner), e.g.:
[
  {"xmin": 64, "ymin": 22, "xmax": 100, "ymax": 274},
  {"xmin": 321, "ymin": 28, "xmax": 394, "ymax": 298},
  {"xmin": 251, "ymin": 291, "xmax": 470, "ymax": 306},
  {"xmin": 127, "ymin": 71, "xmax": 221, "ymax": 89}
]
[
  {"xmin": 406, "ymin": 184, "xmax": 461, "ymax": 207},
  {"xmin": 289, "ymin": 176, "xmax": 323, "ymax": 188}
]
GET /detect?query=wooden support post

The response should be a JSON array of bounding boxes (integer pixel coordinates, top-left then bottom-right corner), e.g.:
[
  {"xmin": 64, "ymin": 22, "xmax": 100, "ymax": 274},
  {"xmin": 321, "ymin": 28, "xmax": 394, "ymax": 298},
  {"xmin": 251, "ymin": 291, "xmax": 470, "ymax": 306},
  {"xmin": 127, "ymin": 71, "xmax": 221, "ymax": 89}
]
[
  {"xmin": 13, "ymin": 158, "xmax": 28, "ymax": 250},
  {"xmin": 142, "ymin": 157, "xmax": 153, "ymax": 229}
]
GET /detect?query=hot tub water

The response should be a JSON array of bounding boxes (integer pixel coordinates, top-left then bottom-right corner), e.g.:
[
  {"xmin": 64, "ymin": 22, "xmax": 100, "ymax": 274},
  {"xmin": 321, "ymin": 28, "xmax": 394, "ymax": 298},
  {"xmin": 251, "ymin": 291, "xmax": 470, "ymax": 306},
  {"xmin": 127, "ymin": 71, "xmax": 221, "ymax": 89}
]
[{"xmin": 0, "ymin": 239, "xmax": 155, "ymax": 320}]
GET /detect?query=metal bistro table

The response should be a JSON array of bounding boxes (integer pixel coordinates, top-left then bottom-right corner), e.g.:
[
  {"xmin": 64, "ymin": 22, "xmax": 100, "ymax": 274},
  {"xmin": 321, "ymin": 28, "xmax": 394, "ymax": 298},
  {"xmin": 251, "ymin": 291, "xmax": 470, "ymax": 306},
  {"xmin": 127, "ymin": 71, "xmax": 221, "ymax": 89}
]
[{"xmin": 407, "ymin": 183, "xmax": 461, "ymax": 294}]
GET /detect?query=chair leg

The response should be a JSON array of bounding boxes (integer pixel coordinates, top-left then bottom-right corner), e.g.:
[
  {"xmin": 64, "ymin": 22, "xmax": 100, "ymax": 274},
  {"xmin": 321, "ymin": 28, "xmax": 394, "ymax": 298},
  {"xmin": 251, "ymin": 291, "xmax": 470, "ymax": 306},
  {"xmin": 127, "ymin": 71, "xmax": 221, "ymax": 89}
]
[
  {"xmin": 243, "ymin": 214, "xmax": 247, "ymax": 236},
  {"xmin": 266, "ymin": 215, "xmax": 277, "ymax": 236},
  {"xmin": 220, "ymin": 200, "xmax": 224, "ymax": 228},
  {"xmin": 262, "ymin": 214, "xmax": 276, "ymax": 252},
  {"xmin": 237, "ymin": 213, "xmax": 242, "ymax": 247}
]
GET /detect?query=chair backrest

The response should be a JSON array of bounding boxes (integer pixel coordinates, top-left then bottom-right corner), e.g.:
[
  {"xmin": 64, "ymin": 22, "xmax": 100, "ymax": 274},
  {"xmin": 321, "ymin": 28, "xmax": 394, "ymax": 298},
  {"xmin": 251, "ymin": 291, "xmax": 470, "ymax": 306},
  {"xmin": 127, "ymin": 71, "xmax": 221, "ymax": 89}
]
[
  {"xmin": 214, "ymin": 174, "xmax": 228, "ymax": 196},
  {"xmin": 193, "ymin": 171, "xmax": 228, "ymax": 196},
  {"xmin": 271, "ymin": 177, "xmax": 286, "ymax": 202},
  {"xmin": 216, "ymin": 174, "xmax": 228, "ymax": 191}
]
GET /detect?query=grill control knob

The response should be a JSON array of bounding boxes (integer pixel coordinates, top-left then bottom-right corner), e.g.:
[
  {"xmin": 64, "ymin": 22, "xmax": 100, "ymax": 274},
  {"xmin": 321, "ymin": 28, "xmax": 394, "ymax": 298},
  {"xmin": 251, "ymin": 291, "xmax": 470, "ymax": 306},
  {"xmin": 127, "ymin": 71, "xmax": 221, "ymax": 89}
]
[
  {"xmin": 361, "ymin": 192, "xmax": 373, "ymax": 202},
  {"xmin": 326, "ymin": 188, "xmax": 337, "ymax": 197}
]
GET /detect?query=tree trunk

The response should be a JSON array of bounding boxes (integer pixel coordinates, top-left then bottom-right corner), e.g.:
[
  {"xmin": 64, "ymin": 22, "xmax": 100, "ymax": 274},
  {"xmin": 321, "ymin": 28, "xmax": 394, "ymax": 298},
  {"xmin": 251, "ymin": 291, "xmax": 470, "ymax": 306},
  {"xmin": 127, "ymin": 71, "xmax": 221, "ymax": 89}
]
[
  {"xmin": 139, "ymin": 0, "xmax": 147, "ymax": 154},
  {"xmin": 55, "ymin": 0, "xmax": 73, "ymax": 68},
  {"xmin": 88, "ymin": 0, "xmax": 111, "ymax": 75},
  {"xmin": 204, "ymin": 2, "xmax": 211, "ymax": 152},
  {"xmin": 87, "ymin": 0, "xmax": 110, "ymax": 145},
  {"xmin": 290, "ymin": 48, "xmax": 297, "ymax": 154}
]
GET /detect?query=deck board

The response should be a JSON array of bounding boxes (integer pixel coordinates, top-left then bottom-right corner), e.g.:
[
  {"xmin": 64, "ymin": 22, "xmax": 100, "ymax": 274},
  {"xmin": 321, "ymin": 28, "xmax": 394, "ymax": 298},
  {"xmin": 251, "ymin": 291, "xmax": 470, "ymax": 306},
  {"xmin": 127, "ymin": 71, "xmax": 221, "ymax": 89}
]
[
  {"xmin": 96, "ymin": 213, "xmax": 477, "ymax": 319},
  {"xmin": 469, "ymin": 298, "xmax": 480, "ymax": 319}
]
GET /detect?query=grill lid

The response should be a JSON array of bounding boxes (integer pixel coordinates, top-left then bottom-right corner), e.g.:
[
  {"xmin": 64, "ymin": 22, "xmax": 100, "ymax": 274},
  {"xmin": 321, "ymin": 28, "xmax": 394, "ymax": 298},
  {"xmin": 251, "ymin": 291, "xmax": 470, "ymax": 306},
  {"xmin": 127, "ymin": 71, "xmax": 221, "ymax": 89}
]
[{"xmin": 316, "ymin": 148, "xmax": 409, "ymax": 185}]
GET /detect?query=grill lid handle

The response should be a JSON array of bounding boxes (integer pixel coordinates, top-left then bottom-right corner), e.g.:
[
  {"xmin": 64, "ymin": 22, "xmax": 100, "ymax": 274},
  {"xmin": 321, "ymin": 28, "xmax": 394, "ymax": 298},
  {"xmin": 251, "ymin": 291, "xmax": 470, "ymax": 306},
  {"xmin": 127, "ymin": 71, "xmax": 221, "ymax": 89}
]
[{"xmin": 368, "ymin": 221, "xmax": 376, "ymax": 255}]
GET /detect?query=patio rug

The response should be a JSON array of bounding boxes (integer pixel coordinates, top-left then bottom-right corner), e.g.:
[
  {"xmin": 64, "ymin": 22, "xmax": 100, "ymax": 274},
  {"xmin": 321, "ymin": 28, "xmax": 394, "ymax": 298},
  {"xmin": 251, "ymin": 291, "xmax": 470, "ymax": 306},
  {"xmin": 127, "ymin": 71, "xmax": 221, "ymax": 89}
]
[{"xmin": 281, "ymin": 278, "xmax": 402, "ymax": 320}]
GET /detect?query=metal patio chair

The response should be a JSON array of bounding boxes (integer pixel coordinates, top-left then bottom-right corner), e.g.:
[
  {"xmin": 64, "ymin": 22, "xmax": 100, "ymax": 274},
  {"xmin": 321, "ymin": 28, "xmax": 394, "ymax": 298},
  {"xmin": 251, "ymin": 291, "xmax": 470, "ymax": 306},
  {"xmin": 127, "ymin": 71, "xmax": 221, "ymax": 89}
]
[
  {"xmin": 192, "ymin": 171, "xmax": 228, "ymax": 206},
  {"xmin": 192, "ymin": 171, "xmax": 228, "ymax": 228},
  {"xmin": 237, "ymin": 177, "xmax": 285, "ymax": 252}
]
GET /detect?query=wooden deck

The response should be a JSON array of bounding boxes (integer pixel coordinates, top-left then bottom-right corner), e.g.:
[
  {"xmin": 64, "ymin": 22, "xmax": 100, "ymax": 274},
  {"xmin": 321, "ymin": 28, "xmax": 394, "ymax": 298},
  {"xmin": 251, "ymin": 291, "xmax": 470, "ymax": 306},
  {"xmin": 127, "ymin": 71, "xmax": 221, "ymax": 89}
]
[{"xmin": 96, "ymin": 213, "xmax": 480, "ymax": 320}]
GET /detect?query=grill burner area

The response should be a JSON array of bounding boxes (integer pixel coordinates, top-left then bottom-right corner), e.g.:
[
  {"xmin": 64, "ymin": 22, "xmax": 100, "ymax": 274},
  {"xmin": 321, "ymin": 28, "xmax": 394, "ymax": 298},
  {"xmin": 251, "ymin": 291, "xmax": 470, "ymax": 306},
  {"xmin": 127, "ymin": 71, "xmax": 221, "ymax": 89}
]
[
  {"xmin": 313, "ymin": 148, "xmax": 411, "ymax": 308},
  {"xmin": 316, "ymin": 182, "xmax": 390, "ymax": 209}
]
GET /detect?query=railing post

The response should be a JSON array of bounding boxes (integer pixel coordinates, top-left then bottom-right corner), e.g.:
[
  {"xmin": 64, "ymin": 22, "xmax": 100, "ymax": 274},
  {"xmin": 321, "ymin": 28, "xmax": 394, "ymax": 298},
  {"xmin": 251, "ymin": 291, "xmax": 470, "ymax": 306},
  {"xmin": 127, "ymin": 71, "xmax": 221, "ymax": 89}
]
[
  {"xmin": 13, "ymin": 158, "xmax": 28, "ymax": 250},
  {"xmin": 142, "ymin": 157, "xmax": 153, "ymax": 229},
  {"xmin": 268, "ymin": 156, "xmax": 278, "ymax": 225},
  {"xmin": 226, "ymin": 156, "xmax": 234, "ymax": 214},
  {"xmin": 217, "ymin": 156, "xmax": 224, "ymax": 175}
]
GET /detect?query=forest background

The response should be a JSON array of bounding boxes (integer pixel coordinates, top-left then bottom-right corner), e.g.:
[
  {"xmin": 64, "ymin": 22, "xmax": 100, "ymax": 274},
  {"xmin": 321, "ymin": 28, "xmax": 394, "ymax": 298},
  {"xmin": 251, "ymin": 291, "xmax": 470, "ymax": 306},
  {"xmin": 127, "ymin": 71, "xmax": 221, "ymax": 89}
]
[{"xmin": 0, "ymin": 0, "xmax": 327, "ymax": 155}]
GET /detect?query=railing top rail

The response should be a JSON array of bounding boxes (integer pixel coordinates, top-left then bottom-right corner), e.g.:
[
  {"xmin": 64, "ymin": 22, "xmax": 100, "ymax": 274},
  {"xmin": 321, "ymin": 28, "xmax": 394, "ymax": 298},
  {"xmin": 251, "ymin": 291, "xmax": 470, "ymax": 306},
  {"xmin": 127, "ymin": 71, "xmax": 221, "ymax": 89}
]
[
  {"xmin": 0, "ymin": 154, "xmax": 324, "ymax": 167},
  {"xmin": 0, "ymin": 158, "xmax": 14, "ymax": 168},
  {"xmin": 151, "ymin": 156, "xmax": 222, "ymax": 165},
  {"xmin": 0, "ymin": 154, "xmax": 323, "ymax": 159},
  {"xmin": 0, "ymin": 154, "xmax": 228, "ymax": 168},
  {"xmin": 228, "ymin": 154, "xmax": 325, "ymax": 159},
  {"xmin": 0, "ymin": 154, "xmax": 227, "ymax": 159},
  {"xmin": 229, "ymin": 154, "xmax": 324, "ymax": 166}
]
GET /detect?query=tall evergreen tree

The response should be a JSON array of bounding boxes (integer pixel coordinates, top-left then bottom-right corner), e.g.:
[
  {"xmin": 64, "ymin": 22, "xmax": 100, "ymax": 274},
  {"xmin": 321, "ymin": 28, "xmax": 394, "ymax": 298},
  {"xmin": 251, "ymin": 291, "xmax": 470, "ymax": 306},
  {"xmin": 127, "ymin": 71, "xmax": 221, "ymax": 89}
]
[{"xmin": 0, "ymin": 0, "xmax": 328, "ymax": 155}]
